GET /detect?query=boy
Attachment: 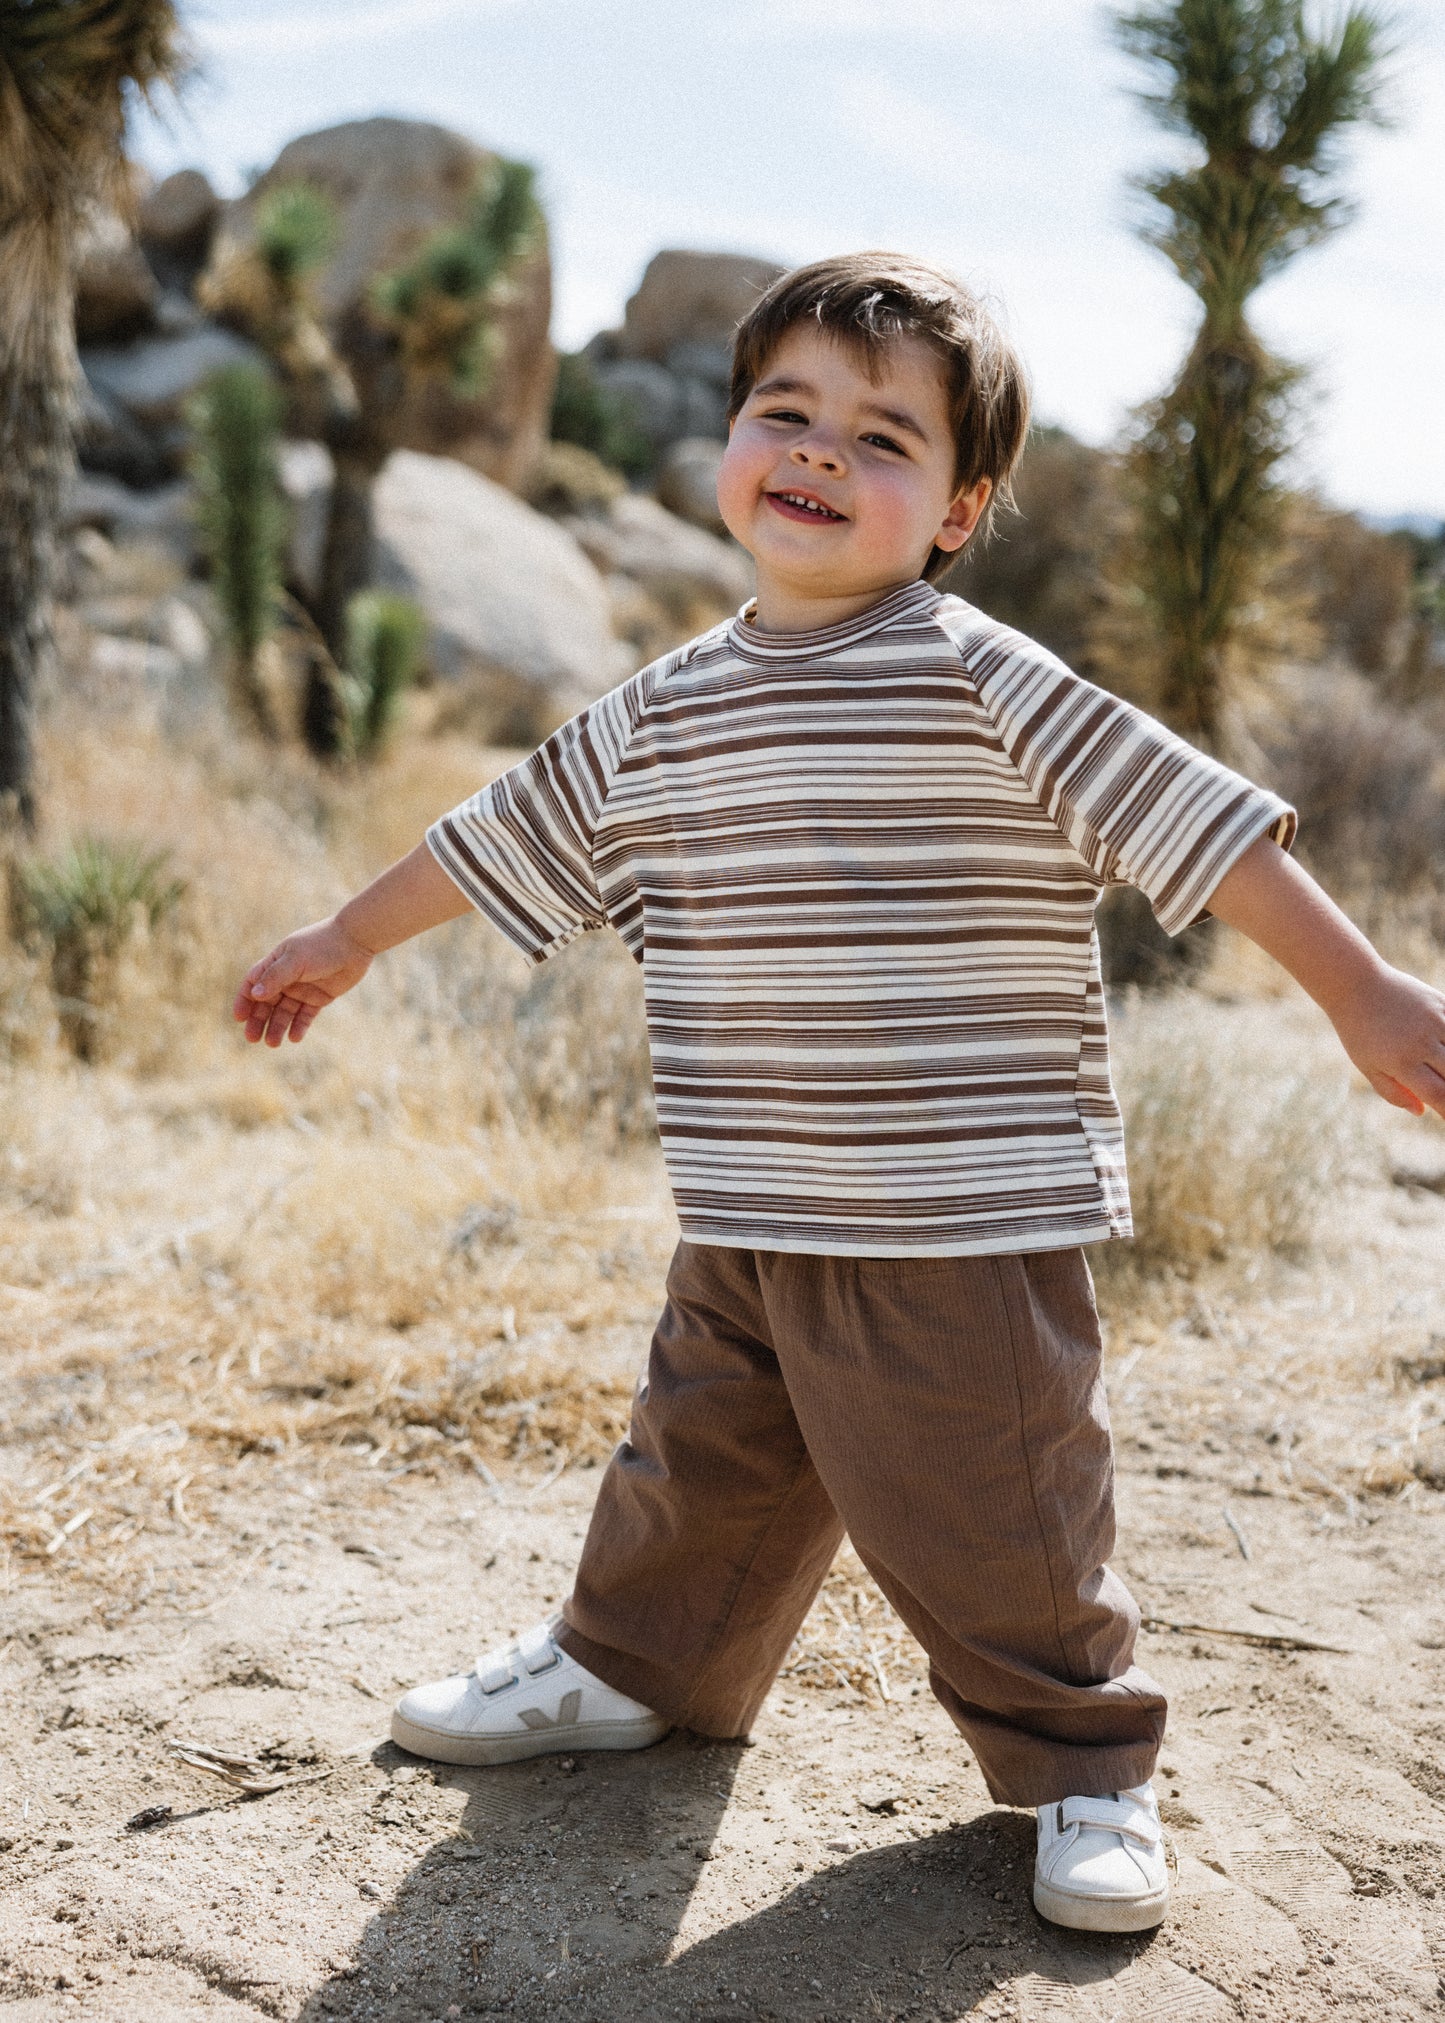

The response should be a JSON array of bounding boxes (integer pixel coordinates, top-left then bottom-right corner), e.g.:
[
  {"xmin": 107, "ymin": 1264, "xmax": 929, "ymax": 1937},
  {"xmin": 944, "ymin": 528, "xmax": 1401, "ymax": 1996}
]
[{"xmin": 236, "ymin": 256, "xmax": 1445, "ymax": 1933}]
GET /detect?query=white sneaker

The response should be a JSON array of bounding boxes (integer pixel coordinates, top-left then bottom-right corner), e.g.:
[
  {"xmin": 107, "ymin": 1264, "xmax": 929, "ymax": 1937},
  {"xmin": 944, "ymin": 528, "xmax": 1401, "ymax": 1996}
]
[
  {"xmin": 390, "ymin": 1619, "xmax": 669, "ymax": 1767},
  {"xmin": 1033, "ymin": 1782, "xmax": 1169, "ymax": 1931}
]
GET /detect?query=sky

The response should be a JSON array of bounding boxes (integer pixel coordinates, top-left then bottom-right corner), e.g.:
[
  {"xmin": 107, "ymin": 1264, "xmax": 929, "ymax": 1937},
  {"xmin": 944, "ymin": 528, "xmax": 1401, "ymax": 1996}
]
[{"xmin": 132, "ymin": 0, "xmax": 1445, "ymax": 522}]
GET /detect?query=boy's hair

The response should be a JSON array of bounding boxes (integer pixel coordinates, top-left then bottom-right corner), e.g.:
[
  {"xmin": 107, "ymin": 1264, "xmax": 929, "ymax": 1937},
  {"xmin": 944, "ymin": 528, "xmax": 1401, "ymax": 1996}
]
[{"xmin": 727, "ymin": 252, "xmax": 1031, "ymax": 580}]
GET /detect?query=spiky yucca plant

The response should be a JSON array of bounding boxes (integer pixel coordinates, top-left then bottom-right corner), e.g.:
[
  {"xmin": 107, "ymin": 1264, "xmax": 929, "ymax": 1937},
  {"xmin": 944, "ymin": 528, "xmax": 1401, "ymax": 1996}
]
[
  {"xmin": 20, "ymin": 834, "xmax": 183, "ymax": 1058},
  {"xmin": 188, "ymin": 362, "xmax": 287, "ymax": 735},
  {"xmin": 0, "ymin": 0, "xmax": 185, "ymax": 828},
  {"xmin": 342, "ymin": 591, "xmax": 425, "ymax": 759},
  {"xmin": 372, "ymin": 158, "xmax": 541, "ymax": 396},
  {"xmin": 1116, "ymin": 0, "xmax": 1389, "ymax": 746}
]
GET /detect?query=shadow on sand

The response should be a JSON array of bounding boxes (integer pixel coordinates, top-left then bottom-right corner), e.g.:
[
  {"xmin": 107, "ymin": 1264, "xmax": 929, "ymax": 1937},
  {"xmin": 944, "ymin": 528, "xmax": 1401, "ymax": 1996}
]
[{"xmin": 298, "ymin": 1734, "xmax": 1158, "ymax": 2021}]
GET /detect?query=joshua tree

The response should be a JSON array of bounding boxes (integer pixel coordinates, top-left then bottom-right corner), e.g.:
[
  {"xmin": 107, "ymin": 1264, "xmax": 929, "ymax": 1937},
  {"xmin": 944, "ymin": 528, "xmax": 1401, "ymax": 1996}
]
[
  {"xmin": 0, "ymin": 0, "xmax": 184, "ymax": 829},
  {"xmin": 199, "ymin": 179, "xmax": 357, "ymax": 444},
  {"xmin": 1116, "ymin": 0, "xmax": 1389, "ymax": 746},
  {"xmin": 314, "ymin": 157, "xmax": 542, "ymax": 658}
]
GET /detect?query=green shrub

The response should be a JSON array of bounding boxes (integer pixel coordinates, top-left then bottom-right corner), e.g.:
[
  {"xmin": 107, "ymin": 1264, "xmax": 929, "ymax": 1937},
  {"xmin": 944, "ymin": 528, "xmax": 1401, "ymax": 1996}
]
[
  {"xmin": 549, "ymin": 352, "xmax": 650, "ymax": 479},
  {"xmin": 372, "ymin": 158, "xmax": 541, "ymax": 397},
  {"xmin": 343, "ymin": 592, "xmax": 426, "ymax": 758},
  {"xmin": 19, "ymin": 837, "xmax": 184, "ymax": 1061},
  {"xmin": 253, "ymin": 182, "xmax": 336, "ymax": 289},
  {"xmin": 188, "ymin": 362, "xmax": 287, "ymax": 732}
]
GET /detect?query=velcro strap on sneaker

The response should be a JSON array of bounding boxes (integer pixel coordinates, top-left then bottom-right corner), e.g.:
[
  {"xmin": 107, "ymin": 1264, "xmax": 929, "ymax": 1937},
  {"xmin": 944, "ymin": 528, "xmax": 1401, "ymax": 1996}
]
[
  {"xmin": 1058, "ymin": 1795, "xmax": 1161, "ymax": 1847},
  {"xmin": 476, "ymin": 1651, "xmax": 519, "ymax": 1694},
  {"xmin": 517, "ymin": 1621, "xmax": 562, "ymax": 1676}
]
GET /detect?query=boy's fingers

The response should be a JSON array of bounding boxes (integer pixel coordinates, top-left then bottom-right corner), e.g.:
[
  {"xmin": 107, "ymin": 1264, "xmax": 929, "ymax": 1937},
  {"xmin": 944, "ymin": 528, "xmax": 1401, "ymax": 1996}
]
[{"xmin": 1368, "ymin": 1070, "xmax": 1425, "ymax": 1116}]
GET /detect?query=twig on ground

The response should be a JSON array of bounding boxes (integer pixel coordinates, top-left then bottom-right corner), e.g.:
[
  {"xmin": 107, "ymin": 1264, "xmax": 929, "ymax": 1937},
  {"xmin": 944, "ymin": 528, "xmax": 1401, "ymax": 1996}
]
[
  {"xmin": 44, "ymin": 1508, "xmax": 93, "ymax": 1555},
  {"xmin": 166, "ymin": 1739, "xmax": 333, "ymax": 1796},
  {"xmin": 1223, "ymin": 1505, "xmax": 1251, "ymax": 1560},
  {"xmin": 1141, "ymin": 1615, "xmax": 1354, "ymax": 1655}
]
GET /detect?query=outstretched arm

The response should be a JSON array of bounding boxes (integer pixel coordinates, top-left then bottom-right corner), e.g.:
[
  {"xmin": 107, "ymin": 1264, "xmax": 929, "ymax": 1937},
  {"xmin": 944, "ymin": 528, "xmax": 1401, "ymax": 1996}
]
[
  {"xmin": 233, "ymin": 842, "xmax": 470, "ymax": 1047},
  {"xmin": 1207, "ymin": 836, "xmax": 1445, "ymax": 1119}
]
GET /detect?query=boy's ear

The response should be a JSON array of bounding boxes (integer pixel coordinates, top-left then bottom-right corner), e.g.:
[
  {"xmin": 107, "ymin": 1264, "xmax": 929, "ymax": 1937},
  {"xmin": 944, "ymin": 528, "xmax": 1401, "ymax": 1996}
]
[{"xmin": 934, "ymin": 476, "xmax": 992, "ymax": 554}]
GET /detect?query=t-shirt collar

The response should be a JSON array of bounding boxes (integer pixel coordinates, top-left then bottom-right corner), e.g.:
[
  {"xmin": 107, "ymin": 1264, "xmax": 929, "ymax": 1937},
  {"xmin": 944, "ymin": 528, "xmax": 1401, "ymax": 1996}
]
[{"xmin": 728, "ymin": 578, "xmax": 941, "ymax": 658}]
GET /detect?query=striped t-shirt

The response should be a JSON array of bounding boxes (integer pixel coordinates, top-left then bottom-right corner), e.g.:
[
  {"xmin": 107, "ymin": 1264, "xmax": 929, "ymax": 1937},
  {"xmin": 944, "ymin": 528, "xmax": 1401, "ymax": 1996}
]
[{"xmin": 428, "ymin": 579, "xmax": 1294, "ymax": 1257}]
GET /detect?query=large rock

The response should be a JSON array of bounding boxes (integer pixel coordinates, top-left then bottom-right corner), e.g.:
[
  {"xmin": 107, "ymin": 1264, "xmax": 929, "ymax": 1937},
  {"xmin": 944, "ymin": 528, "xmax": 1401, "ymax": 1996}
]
[
  {"xmin": 656, "ymin": 437, "xmax": 729, "ymax": 535},
  {"xmin": 82, "ymin": 326, "xmax": 267, "ymax": 439},
  {"xmin": 589, "ymin": 357, "xmax": 727, "ymax": 461},
  {"xmin": 205, "ymin": 119, "xmax": 555, "ymax": 492},
  {"xmin": 564, "ymin": 493, "xmax": 750, "ymax": 623},
  {"xmin": 138, "ymin": 169, "xmax": 219, "ymax": 288},
  {"xmin": 277, "ymin": 439, "xmax": 335, "ymax": 601},
  {"xmin": 373, "ymin": 451, "xmax": 631, "ymax": 738},
  {"xmin": 61, "ymin": 473, "xmax": 197, "ymax": 564},
  {"xmin": 615, "ymin": 251, "xmax": 785, "ymax": 364},
  {"xmin": 74, "ymin": 205, "xmax": 158, "ymax": 345}
]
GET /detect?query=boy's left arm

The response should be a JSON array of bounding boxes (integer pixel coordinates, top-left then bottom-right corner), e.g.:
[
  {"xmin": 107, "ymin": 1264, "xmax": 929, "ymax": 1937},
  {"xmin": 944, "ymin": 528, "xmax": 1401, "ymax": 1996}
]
[{"xmin": 1207, "ymin": 837, "xmax": 1445, "ymax": 1120}]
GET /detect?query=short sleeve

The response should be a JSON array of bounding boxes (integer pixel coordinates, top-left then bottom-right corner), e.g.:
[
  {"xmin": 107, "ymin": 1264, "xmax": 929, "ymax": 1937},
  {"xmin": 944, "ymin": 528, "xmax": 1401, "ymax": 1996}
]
[
  {"xmin": 945, "ymin": 610, "xmax": 1296, "ymax": 936},
  {"xmin": 426, "ymin": 674, "xmax": 646, "ymax": 964}
]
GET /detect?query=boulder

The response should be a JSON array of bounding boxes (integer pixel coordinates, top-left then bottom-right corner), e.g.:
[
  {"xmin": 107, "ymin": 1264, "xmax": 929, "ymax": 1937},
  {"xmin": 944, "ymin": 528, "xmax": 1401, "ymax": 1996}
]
[
  {"xmin": 656, "ymin": 437, "xmax": 729, "ymax": 535},
  {"xmin": 75, "ymin": 373, "xmax": 172, "ymax": 489},
  {"xmin": 74, "ymin": 205, "xmax": 158, "ymax": 345},
  {"xmin": 204, "ymin": 118, "xmax": 555, "ymax": 492},
  {"xmin": 615, "ymin": 250, "xmax": 785, "ymax": 363},
  {"xmin": 277, "ymin": 439, "xmax": 335, "ymax": 601},
  {"xmin": 82, "ymin": 326, "xmax": 268, "ymax": 458},
  {"xmin": 138, "ymin": 169, "xmax": 220, "ymax": 278},
  {"xmin": 589, "ymin": 358, "xmax": 727, "ymax": 460},
  {"xmin": 372, "ymin": 450, "xmax": 631, "ymax": 738},
  {"xmin": 61, "ymin": 472, "xmax": 197, "ymax": 563},
  {"xmin": 564, "ymin": 493, "xmax": 750, "ymax": 625}
]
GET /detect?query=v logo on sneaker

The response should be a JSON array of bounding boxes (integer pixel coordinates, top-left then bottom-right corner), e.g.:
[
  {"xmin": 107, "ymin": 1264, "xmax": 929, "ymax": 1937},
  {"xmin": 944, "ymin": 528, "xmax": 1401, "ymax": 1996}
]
[{"xmin": 518, "ymin": 1690, "xmax": 582, "ymax": 1731}]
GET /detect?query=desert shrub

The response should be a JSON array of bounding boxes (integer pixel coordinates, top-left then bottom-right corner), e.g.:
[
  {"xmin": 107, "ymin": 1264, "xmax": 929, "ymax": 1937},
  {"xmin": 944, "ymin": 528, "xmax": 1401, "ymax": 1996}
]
[
  {"xmin": 17, "ymin": 836, "xmax": 184, "ymax": 1061},
  {"xmin": 253, "ymin": 182, "xmax": 336, "ymax": 287},
  {"xmin": 1262, "ymin": 675, "xmax": 1445, "ymax": 900},
  {"xmin": 523, "ymin": 440, "xmax": 626, "ymax": 519},
  {"xmin": 372, "ymin": 158, "xmax": 541, "ymax": 395},
  {"xmin": 188, "ymin": 362, "xmax": 287, "ymax": 733},
  {"xmin": 1102, "ymin": 991, "xmax": 1350, "ymax": 1275},
  {"xmin": 549, "ymin": 351, "xmax": 651, "ymax": 478},
  {"xmin": 938, "ymin": 427, "xmax": 1116, "ymax": 670},
  {"xmin": 342, "ymin": 591, "xmax": 426, "ymax": 758}
]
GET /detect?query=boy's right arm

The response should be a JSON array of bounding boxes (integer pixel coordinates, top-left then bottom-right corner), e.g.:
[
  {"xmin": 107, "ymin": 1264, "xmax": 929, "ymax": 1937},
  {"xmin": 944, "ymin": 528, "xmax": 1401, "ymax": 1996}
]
[{"xmin": 233, "ymin": 841, "xmax": 470, "ymax": 1047}]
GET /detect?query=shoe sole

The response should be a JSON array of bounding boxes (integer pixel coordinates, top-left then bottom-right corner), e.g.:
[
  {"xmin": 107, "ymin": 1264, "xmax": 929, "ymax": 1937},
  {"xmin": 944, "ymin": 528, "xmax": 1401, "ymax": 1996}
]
[
  {"xmin": 1033, "ymin": 1875, "xmax": 1169, "ymax": 1932},
  {"xmin": 390, "ymin": 1710, "xmax": 670, "ymax": 1767}
]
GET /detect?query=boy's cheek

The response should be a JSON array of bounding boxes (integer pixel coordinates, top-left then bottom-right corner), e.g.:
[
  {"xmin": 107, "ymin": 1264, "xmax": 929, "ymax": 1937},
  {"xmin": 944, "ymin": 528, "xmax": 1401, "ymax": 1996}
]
[{"xmin": 713, "ymin": 441, "xmax": 761, "ymax": 549}]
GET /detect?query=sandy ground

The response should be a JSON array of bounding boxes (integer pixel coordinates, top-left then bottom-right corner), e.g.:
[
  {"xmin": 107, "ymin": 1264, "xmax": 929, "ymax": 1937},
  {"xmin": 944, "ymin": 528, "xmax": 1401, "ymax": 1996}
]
[{"xmin": 5, "ymin": 1108, "xmax": 1445, "ymax": 2022}]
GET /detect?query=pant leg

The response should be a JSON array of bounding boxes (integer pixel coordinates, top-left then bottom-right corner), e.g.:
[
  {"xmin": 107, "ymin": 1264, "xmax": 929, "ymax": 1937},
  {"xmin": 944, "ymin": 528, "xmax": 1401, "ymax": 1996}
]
[
  {"xmin": 756, "ymin": 1246, "xmax": 1166, "ymax": 1807},
  {"xmin": 556, "ymin": 1240, "xmax": 844, "ymax": 1734}
]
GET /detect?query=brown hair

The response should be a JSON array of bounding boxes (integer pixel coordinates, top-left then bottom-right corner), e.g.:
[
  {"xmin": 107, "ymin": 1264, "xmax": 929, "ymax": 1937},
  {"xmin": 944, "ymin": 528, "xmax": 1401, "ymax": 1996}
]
[{"xmin": 727, "ymin": 252, "xmax": 1031, "ymax": 580}]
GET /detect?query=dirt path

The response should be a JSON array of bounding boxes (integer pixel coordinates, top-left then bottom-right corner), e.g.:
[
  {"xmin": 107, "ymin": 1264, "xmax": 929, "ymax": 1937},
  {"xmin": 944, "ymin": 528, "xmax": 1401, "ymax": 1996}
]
[{"xmin": 4, "ymin": 1401, "xmax": 1445, "ymax": 2023}]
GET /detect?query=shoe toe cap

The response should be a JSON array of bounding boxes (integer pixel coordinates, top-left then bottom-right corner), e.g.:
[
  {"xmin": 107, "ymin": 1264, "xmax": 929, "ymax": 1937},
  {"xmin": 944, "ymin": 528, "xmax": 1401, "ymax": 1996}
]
[{"xmin": 394, "ymin": 1673, "xmax": 478, "ymax": 1731}]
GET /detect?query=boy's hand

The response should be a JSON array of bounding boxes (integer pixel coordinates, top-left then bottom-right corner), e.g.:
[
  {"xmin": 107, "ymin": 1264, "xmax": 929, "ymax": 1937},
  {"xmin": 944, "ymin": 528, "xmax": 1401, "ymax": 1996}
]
[
  {"xmin": 1327, "ymin": 965, "xmax": 1445, "ymax": 1120},
  {"xmin": 233, "ymin": 918, "xmax": 375, "ymax": 1046},
  {"xmin": 233, "ymin": 842, "xmax": 472, "ymax": 1046},
  {"xmin": 1208, "ymin": 838, "xmax": 1445, "ymax": 1120}
]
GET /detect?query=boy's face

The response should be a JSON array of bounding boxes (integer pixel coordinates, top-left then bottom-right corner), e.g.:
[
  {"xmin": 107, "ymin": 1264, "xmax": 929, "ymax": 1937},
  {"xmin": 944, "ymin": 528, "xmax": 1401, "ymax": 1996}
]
[{"xmin": 716, "ymin": 324, "xmax": 990, "ymax": 622}]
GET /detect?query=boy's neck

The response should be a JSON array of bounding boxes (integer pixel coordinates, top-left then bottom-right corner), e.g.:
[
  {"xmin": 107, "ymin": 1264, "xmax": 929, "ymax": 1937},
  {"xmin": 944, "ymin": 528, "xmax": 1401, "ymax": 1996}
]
[{"xmin": 747, "ymin": 569, "xmax": 928, "ymax": 635}]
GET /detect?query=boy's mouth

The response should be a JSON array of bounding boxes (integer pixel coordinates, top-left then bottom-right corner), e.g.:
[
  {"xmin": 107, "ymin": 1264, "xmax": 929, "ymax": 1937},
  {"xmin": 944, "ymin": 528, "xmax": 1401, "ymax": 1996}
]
[{"xmin": 765, "ymin": 489, "xmax": 847, "ymax": 524}]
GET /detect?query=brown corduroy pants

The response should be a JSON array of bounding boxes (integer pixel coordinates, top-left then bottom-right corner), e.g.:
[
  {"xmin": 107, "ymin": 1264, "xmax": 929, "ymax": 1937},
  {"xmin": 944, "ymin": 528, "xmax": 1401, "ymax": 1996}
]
[{"xmin": 556, "ymin": 1240, "xmax": 1165, "ymax": 1806}]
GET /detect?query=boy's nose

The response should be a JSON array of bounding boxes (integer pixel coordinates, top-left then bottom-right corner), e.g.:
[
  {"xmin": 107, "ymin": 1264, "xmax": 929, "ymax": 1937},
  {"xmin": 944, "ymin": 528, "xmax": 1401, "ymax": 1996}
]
[{"xmin": 790, "ymin": 436, "xmax": 846, "ymax": 476}]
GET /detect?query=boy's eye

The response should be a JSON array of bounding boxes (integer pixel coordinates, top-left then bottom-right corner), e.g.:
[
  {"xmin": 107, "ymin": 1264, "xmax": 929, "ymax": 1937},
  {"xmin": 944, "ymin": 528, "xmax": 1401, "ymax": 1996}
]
[
  {"xmin": 760, "ymin": 407, "xmax": 809, "ymax": 425},
  {"xmin": 862, "ymin": 432, "xmax": 906, "ymax": 455}
]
